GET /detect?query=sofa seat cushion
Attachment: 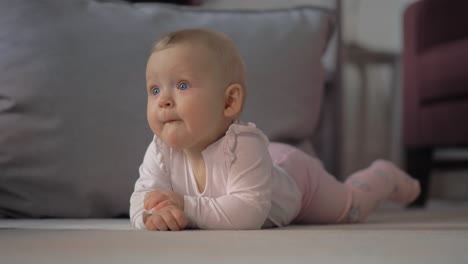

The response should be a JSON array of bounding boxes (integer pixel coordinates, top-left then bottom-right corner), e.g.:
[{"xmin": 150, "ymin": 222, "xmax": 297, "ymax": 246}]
[{"xmin": 420, "ymin": 38, "xmax": 468, "ymax": 104}]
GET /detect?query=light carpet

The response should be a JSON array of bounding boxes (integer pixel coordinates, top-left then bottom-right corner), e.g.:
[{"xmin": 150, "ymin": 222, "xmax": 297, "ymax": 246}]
[{"xmin": 1, "ymin": 204, "xmax": 468, "ymax": 264}]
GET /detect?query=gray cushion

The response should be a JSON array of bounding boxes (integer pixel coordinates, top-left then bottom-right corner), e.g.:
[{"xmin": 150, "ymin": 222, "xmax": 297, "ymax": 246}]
[{"xmin": 0, "ymin": 0, "xmax": 331, "ymax": 217}]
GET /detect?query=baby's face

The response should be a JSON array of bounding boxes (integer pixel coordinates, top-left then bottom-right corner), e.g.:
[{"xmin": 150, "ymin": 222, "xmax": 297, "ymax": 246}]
[{"xmin": 146, "ymin": 43, "xmax": 229, "ymax": 152}]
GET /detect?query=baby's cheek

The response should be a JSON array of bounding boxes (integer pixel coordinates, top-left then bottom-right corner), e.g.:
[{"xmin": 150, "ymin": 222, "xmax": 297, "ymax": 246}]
[{"xmin": 147, "ymin": 119, "xmax": 162, "ymax": 137}]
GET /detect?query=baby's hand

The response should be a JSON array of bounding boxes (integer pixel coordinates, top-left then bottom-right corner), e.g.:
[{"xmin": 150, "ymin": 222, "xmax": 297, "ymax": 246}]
[
  {"xmin": 144, "ymin": 205, "xmax": 187, "ymax": 231},
  {"xmin": 144, "ymin": 190, "xmax": 184, "ymax": 212}
]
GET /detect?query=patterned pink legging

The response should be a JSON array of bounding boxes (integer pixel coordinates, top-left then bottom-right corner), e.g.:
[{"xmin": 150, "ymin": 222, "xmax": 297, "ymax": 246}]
[{"xmin": 268, "ymin": 142, "xmax": 420, "ymax": 224}]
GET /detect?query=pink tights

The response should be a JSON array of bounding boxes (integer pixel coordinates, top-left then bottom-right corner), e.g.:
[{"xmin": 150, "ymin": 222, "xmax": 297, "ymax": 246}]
[{"xmin": 268, "ymin": 143, "xmax": 420, "ymax": 224}]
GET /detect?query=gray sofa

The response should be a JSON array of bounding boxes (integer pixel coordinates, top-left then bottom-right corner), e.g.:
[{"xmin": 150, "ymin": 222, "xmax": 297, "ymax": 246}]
[{"xmin": 0, "ymin": 0, "xmax": 336, "ymax": 219}]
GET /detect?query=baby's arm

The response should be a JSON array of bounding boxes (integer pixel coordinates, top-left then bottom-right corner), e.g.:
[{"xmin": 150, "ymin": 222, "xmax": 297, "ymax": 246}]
[
  {"xmin": 184, "ymin": 133, "xmax": 273, "ymax": 230},
  {"xmin": 130, "ymin": 140, "xmax": 178, "ymax": 230}
]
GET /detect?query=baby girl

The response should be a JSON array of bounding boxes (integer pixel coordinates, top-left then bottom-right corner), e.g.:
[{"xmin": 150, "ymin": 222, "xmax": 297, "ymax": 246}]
[{"xmin": 129, "ymin": 28, "xmax": 420, "ymax": 231}]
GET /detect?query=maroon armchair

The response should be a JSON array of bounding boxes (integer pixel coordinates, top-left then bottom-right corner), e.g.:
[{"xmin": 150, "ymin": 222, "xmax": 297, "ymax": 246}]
[{"xmin": 403, "ymin": 0, "xmax": 468, "ymax": 206}]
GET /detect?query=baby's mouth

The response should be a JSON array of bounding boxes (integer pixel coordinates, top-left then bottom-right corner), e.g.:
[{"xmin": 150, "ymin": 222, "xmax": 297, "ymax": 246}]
[{"xmin": 164, "ymin": 119, "xmax": 180, "ymax": 124}]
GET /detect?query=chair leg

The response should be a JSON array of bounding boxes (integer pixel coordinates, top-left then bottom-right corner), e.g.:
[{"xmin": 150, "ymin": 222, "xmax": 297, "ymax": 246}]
[{"xmin": 405, "ymin": 147, "xmax": 432, "ymax": 207}]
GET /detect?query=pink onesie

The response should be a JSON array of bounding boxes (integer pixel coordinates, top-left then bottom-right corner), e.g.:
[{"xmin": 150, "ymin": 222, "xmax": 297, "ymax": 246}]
[{"xmin": 130, "ymin": 122, "xmax": 420, "ymax": 230}]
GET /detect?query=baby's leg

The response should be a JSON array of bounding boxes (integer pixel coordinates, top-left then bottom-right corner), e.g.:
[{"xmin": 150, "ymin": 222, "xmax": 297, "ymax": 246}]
[{"xmin": 269, "ymin": 143, "xmax": 420, "ymax": 224}]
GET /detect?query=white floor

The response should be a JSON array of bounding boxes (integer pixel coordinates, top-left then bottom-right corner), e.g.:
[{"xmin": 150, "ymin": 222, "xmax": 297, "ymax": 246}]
[{"xmin": 1, "ymin": 199, "xmax": 468, "ymax": 264}]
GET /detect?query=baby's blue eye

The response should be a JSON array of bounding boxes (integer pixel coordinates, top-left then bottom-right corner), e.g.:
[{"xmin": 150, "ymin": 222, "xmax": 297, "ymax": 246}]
[
  {"xmin": 152, "ymin": 88, "xmax": 160, "ymax": 95},
  {"xmin": 178, "ymin": 82, "xmax": 190, "ymax": 90}
]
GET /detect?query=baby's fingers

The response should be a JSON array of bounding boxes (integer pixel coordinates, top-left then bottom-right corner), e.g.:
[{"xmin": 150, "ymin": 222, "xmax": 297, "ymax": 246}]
[
  {"xmin": 161, "ymin": 213, "xmax": 181, "ymax": 231},
  {"xmin": 171, "ymin": 209, "xmax": 188, "ymax": 230},
  {"xmin": 144, "ymin": 191, "xmax": 167, "ymax": 211},
  {"xmin": 146, "ymin": 214, "xmax": 168, "ymax": 231},
  {"xmin": 152, "ymin": 199, "xmax": 174, "ymax": 212}
]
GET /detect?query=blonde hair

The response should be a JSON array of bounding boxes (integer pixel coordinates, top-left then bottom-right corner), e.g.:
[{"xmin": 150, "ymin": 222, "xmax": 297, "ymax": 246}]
[{"xmin": 151, "ymin": 28, "xmax": 247, "ymax": 113}]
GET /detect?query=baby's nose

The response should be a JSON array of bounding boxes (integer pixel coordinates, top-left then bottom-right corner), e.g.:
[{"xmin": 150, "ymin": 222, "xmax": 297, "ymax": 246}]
[
  {"xmin": 158, "ymin": 96, "xmax": 174, "ymax": 108},
  {"xmin": 163, "ymin": 100, "xmax": 173, "ymax": 107}
]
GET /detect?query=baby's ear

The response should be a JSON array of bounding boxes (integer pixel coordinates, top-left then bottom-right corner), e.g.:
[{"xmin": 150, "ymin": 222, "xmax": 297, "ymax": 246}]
[{"xmin": 224, "ymin": 83, "xmax": 244, "ymax": 118}]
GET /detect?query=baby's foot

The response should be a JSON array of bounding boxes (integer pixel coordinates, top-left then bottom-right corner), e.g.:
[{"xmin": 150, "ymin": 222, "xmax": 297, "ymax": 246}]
[{"xmin": 371, "ymin": 160, "xmax": 421, "ymax": 204}]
